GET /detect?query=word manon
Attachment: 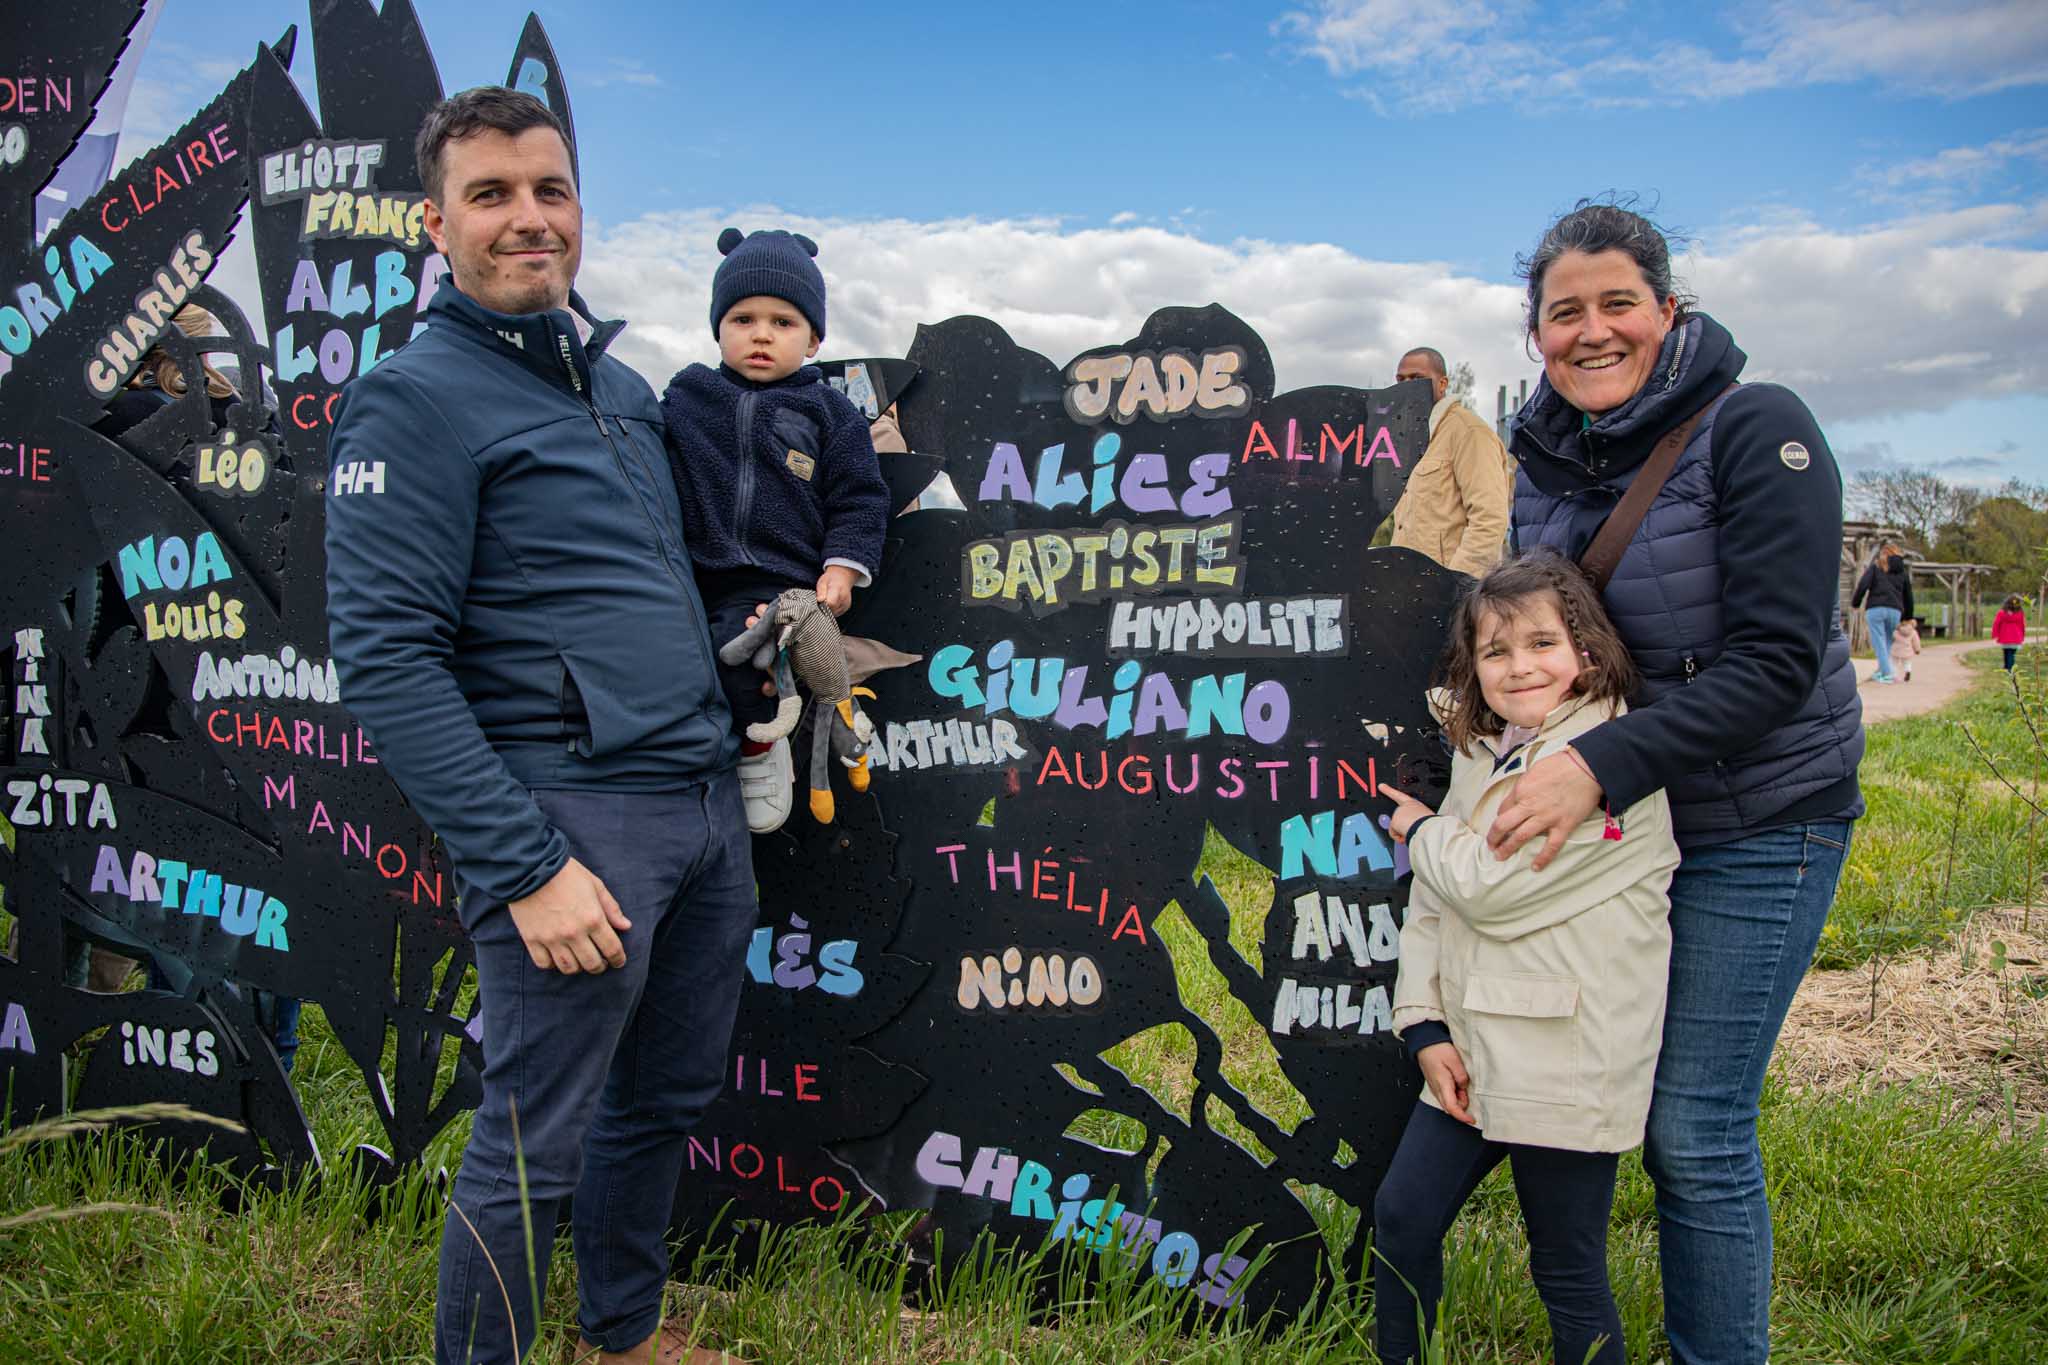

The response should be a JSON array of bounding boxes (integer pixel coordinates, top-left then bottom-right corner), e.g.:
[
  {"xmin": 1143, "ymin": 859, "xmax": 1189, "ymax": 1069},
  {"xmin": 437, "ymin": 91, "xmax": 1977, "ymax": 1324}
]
[
  {"xmin": 1109, "ymin": 596, "xmax": 1346, "ymax": 658},
  {"xmin": 117, "ymin": 1019, "xmax": 219, "ymax": 1075},
  {"xmin": 85, "ymin": 230, "xmax": 216, "ymax": 398},
  {"xmin": 870, "ymin": 716, "xmax": 1027, "ymax": 773},
  {"xmin": 915, "ymin": 1130, "xmax": 1252, "ymax": 1307},
  {"xmin": 965, "ymin": 517, "xmax": 1242, "ymax": 612},
  {"xmin": 1063, "ymin": 347, "xmax": 1251, "ymax": 424},
  {"xmin": 89, "ymin": 845, "xmax": 291, "ymax": 951},
  {"xmin": 7, "ymin": 774, "xmax": 116, "ymax": 829},
  {"xmin": 259, "ymin": 139, "xmax": 426, "ymax": 249},
  {"xmin": 957, "ymin": 947, "xmax": 1103, "ymax": 1011},
  {"xmin": 930, "ymin": 644, "xmax": 1291, "ymax": 744},
  {"xmin": 1271, "ymin": 890, "xmax": 1399, "ymax": 1041},
  {"xmin": 978, "ymin": 436, "xmax": 1233, "ymax": 518}
]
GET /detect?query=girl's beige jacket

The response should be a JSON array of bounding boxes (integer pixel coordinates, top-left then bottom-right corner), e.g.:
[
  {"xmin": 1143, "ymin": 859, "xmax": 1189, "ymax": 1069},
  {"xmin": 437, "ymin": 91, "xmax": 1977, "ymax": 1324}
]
[{"xmin": 1393, "ymin": 693, "xmax": 1679, "ymax": 1151}]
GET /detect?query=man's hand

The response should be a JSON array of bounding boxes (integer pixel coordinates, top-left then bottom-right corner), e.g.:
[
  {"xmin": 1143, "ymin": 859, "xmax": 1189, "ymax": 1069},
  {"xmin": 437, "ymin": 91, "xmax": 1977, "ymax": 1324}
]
[
  {"xmin": 816, "ymin": 565, "xmax": 856, "ymax": 616},
  {"xmin": 1485, "ymin": 748, "xmax": 1602, "ymax": 870},
  {"xmin": 1377, "ymin": 784, "xmax": 1435, "ymax": 843},
  {"xmin": 507, "ymin": 857, "xmax": 632, "ymax": 974},
  {"xmin": 1416, "ymin": 1041, "xmax": 1476, "ymax": 1125}
]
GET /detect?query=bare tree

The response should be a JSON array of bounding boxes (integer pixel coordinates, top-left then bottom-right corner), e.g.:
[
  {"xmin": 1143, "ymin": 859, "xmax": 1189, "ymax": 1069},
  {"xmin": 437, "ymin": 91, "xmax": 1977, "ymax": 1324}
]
[
  {"xmin": 1847, "ymin": 467, "xmax": 1983, "ymax": 552},
  {"xmin": 1448, "ymin": 360, "xmax": 1477, "ymax": 412}
]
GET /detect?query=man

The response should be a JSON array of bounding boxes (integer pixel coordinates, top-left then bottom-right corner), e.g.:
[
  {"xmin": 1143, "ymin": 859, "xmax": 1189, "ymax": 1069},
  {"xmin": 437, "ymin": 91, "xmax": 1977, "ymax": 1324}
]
[
  {"xmin": 1388, "ymin": 347, "xmax": 1513, "ymax": 576},
  {"xmin": 325, "ymin": 87, "xmax": 753, "ymax": 1365}
]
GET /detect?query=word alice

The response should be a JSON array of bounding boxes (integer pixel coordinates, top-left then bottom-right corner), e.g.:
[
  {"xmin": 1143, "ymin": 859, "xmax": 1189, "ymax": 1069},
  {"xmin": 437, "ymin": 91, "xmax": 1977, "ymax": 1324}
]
[
  {"xmin": 956, "ymin": 947, "xmax": 1104, "ymax": 1011},
  {"xmin": 89, "ymin": 845, "xmax": 292, "ymax": 951},
  {"xmin": 1062, "ymin": 346, "xmax": 1251, "ymax": 424},
  {"xmin": 964, "ymin": 517, "xmax": 1242, "ymax": 612},
  {"xmin": 870, "ymin": 716, "xmax": 1027, "ymax": 773},
  {"xmin": 191, "ymin": 646, "xmax": 340, "ymax": 704},
  {"xmin": 978, "ymin": 435, "xmax": 1233, "ymax": 518},
  {"xmin": 259, "ymin": 139, "xmax": 426, "ymax": 249},
  {"xmin": 7, "ymin": 774, "xmax": 117, "ymax": 829},
  {"xmin": 930, "ymin": 645, "xmax": 1291, "ymax": 744},
  {"xmin": 0, "ymin": 231, "xmax": 114, "ymax": 379},
  {"xmin": 934, "ymin": 844, "xmax": 1149, "ymax": 945},
  {"xmin": 85, "ymin": 231, "xmax": 215, "ymax": 397},
  {"xmin": 745, "ymin": 914, "xmax": 862, "ymax": 995},
  {"xmin": 915, "ymin": 1131, "xmax": 1251, "ymax": 1307},
  {"xmin": 1034, "ymin": 748, "xmax": 1378, "ymax": 804},
  {"xmin": 1108, "ymin": 596, "xmax": 1347, "ymax": 658},
  {"xmin": 118, "ymin": 1019, "xmax": 219, "ymax": 1075},
  {"xmin": 13, "ymin": 627, "xmax": 49, "ymax": 756}
]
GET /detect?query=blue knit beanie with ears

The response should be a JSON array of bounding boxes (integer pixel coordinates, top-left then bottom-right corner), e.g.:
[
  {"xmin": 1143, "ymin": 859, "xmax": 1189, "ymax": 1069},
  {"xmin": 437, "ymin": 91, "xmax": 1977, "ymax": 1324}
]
[{"xmin": 709, "ymin": 228, "xmax": 826, "ymax": 341}]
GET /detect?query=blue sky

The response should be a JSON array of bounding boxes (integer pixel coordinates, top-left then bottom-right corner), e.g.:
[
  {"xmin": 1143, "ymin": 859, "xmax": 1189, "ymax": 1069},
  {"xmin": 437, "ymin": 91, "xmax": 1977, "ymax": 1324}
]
[{"xmin": 111, "ymin": 0, "xmax": 2048, "ymax": 491}]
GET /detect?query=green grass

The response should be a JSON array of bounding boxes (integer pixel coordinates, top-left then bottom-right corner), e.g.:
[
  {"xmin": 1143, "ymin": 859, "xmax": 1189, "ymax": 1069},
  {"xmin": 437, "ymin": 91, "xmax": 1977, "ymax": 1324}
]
[{"xmin": 3, "ymin": 648, "xmax": 2047, "ymax": 1360}]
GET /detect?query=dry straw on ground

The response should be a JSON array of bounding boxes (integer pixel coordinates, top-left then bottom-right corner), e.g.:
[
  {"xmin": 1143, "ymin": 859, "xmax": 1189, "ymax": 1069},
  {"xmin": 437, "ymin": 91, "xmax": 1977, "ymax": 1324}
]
[{"xmin": 1776, "ymin": 906, "xmax": 2048, "ymax": 1121}]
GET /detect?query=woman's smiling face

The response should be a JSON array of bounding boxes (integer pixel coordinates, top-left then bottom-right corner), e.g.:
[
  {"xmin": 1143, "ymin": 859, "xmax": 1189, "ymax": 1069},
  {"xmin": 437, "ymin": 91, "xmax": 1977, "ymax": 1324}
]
[{"xmin": 1534, "ymin": 249, "xmax": 1677, "ymax": 417}]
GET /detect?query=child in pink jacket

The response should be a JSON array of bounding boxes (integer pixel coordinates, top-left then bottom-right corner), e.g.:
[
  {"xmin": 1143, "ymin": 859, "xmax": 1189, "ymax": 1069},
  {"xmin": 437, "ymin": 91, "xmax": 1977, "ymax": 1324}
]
[
  {"xmin": 1892, "ymin": 617, "xmax": 1922, "ymax": 682},
  {"xmin": 1994, "ymin": 595, "xmax": 2026, "ymax": 672}
]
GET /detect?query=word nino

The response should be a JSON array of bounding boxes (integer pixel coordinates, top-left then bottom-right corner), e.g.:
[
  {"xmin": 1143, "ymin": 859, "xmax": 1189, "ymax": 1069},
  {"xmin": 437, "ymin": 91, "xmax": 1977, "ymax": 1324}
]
[
  {"xmin": 116, "ymin": 531, "xmax": 246, "ymax": 643},
  {"xmin": 90, "ymin": 846, "xmax": 291, "ymax": 952},
  {"xmin": 930, "ymin": 642, "xmax": 1291, "ymax": 745},
  {"xmin": 259, "ymin": 139, "xmax": 427, "ymax": 250},
  {"xmin": 85, "ymin": 231, "xmax": 215, "ymax": 398}
]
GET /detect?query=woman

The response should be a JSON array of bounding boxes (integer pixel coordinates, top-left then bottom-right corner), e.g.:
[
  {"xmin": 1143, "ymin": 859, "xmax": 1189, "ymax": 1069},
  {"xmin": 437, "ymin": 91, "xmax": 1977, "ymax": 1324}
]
[
  {"xmin": 1486, "ymin": 201, "xmax": 1863, "ymax": 1365},
  {"xmin": 1850, "ymin": 541, "xmax": 1915, "ymax": 683}
]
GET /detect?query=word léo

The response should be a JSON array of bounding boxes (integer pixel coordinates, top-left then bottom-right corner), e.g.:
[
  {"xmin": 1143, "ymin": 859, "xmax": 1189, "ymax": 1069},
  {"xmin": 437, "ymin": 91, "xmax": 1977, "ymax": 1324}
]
[
  {"xmin": 13, "ymin": 626, "xmax": 49, "ymax": 757},
  {"xmin": 0, "ymin": 231, "xmax": 114, "ymax": 380},
  {"xmin": 0, "ymin": 439, "xmax": 51, "ymax": 481},
  {"xmin": 85, "ymin": 230, "xmax": 215, "ymax": 398},
  {"xmin": 685, "ymin": 1134, "xmax": 846, "ymax": 1214},
  {"xmin": 933, "ymin": 843, "xmax": 1148, "ymax": 945},
  {"xmin": 957, "ymin": 946, "xmax": 1103, "ymax": 1011},
  {"xmin": 273, "ymin": 249, "xmax": 447, "ymax": 385},
  {"xmin": 331, "ymin": 460, "xmax": 385, "ymax": 495},
  {"xmin": 89, "ymin": 845, "xmax": 291, "ymax": 952},
  {"xmin": 1240, "ymin": 417, "xmax": 1401, "ymax": 467},
  {"xmin": 930, "ymin": 644, "xmax": 1291, "ymax": 744},
  {"xmin": 732, "ymin": 1054, "xmax": 822, "ymax": 1102},
  {"xmin": 1063, "ymin": 346, "xmax": 1251, "ymax": 424},
  {"xmin": 1109, "ymin": 596, "xmax": 1346, "ymax": 658},
  {"xmin": 870, "ymin": 716, "xmax": 1026, "ymax": 773},
  {"xmin": 194, "ymin": 436, "xmax": 272, "ymax": 496},
  {"xmin": 0, "ymin": 74, "xmax": 71, "ymax": 114},
  {"xmin": 978, "ymin": 434, "xmax": 1233, "ymax": 518},
  {"xmin": 1034, "ymin": 748, "xmax": 1378, "ymax": 804},
  {"xmin": 746, "ymin": 914, "xmax": 862, "ymax": 996},
  {"xmin": 964, "ymin": 517, "xmax": 1241, "ymax": 612},
  {"xmin": 118, "ymin": 1019, "xmax": 219, "ymax": 1075},
  {"xmin": 6, "ymin": 773, "xmax": 116, "ymax": 829},
  {"xmin": 192, "ymin": 646, "xmax": 340, "ymax": 704},
  {"xmin": 1279, "ymin": 808, "xmax": 1395, "ymax": 880},
  {"xmin": 206, "ymin": 711, "xmax": 377, "ymax": 768},
  {"xmin": 97, "ymin": 125, "xmax": 237, "ymax": 234},
  {"xmin": 915, "ymin": 1130, "xmax": 1251, "ymax": 1306},
  {"xmin": 0, "ymin": 1001, "xmax": 33, "ymax": 1055},
  {"xmin": 302, "ymin": 801, "xmax": 444, "ymax": 908}
]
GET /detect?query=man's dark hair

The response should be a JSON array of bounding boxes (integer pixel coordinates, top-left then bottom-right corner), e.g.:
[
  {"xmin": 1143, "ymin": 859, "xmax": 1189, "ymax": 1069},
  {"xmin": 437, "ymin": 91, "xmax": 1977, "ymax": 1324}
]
[
  {"xmin": 415, "ymin": 86, "xmax": 571, "ymax": 203},
  {"xmin": 1399, "ymin": 346, "xmax": 1447, "ymax": 378}
]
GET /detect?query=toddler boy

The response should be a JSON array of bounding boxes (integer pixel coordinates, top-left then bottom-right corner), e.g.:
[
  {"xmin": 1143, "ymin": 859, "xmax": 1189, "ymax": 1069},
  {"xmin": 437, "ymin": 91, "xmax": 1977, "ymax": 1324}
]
[{"xmin": 662, "ymin": 228, "xmax": 889, "ymax": 833}]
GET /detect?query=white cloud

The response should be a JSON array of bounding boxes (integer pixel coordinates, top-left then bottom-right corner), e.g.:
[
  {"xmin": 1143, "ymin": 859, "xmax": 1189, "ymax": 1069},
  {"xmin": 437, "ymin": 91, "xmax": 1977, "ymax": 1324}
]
[
  {"xmin": 1859, "ymin": 129, "xmax": 2048, "ymax": 205},
  {"xmin": 575, "ymin": 201, "xmax": 2048, "ymax": 440},
  {"xmin": 1275, "ymin": 0, "xmax": 2048, "ymax": 112}
]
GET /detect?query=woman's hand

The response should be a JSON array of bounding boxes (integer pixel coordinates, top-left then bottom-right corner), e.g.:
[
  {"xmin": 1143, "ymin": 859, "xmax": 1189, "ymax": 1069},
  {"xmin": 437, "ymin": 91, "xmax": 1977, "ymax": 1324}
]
[
  {"xmin": 1416, "ymin": 1041, "xmax": 1475, "ymax": 1125},
  {"xmin": 1378, "ymin": 784, "xmax": 1435, "ymax": 843},
  {"xmin": 1485, "ymin": 748, "xmax": 1602, "ymax": 869}
]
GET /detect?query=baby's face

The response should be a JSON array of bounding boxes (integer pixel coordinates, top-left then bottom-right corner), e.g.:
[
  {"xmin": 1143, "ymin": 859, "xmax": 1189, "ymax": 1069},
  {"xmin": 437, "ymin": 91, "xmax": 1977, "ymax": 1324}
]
[{"xmin": 718, "ymin": 295, "xmax": 818, "ymax": 383}]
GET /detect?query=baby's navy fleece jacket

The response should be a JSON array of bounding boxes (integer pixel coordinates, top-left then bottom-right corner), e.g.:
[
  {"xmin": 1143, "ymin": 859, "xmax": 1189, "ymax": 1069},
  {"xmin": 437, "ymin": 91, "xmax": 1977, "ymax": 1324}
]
[{"xmin": 661, "ymin": 362, "xmax": 889, "ymax": 588}]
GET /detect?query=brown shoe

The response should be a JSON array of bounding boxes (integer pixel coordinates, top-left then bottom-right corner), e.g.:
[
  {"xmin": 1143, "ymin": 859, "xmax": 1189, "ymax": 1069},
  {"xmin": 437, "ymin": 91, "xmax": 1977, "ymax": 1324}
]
[{"xmin": 572, "ymin": 1325, "xmax": 750, "ymax": 1365}]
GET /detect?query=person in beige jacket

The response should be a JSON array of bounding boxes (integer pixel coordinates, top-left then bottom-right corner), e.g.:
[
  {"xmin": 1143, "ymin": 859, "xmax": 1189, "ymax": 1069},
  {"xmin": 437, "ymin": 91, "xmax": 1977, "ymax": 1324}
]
[
  {"xmin": 1389, "ymin": 348, "xmax": 1514, "ymax": 576},
  {"xmin": 1372, "ymin": 551, "xmax": 1679, "ymax": 1365}
]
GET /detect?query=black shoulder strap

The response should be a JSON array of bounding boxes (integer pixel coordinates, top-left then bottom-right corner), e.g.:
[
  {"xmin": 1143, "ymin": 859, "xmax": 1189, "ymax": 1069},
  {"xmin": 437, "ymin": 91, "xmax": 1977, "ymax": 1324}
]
[{"xmin": 1579, "ymin": 383, "xmax": 1737, "ymax": 592}]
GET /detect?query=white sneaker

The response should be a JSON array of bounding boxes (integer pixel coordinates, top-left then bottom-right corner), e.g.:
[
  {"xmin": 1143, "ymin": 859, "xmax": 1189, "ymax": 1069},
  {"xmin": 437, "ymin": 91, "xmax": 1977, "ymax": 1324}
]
[{"xmin": 738, "ymin": 738, "xmax": 793, "ymax": 833}]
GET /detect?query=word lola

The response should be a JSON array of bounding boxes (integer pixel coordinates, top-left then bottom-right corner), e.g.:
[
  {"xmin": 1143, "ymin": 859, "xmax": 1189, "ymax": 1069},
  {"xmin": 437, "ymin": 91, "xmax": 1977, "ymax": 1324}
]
[
  {"xmin": 746, "ymin": 914, "xmax": 862, "ymax": 996},
  {"xmin": 957, "ymin": 946, "xmax": 1104, "ymax": 1012},
  {"xmin": 259, "ymin": 139, "xmax": 426, "ymax": 249},
  {"xmin": 915, "ymin": 1130, "xmax": 1251, "ymax": 1307},
  {"xmin": 86, "ymin": 231, "xmax": 216, "ymax": 398},
  {"xmin": 7, "ymin": 774, "xmax": 117, "ymax": 829},
  {"xmin": 1063, "ymin": 346, "xmax": 1251, "ymax": 425},
  {"xmin": 89, "ymin": 845, "xmax": 291, "ymax": 952},
  {"xmin": 978, "ymin": 434, "xmax": 1233, "ymax": 518},
  {"xmin": 0, "ymin": 231, "xmax": 114, "ymax": 381},
  {"xmin": 118, "ymin": 1020, "xmax": 219, "ymax": 1076},
  {"xmin": 964, "ymin": 518, "xmax": 1242, "ymax": 612},
  {"xmin": 934, "ymin": 843, "xmax": 1151, "ymax": 945},
  {"xmin": 930, "ymin": 644, "xmax": 1291, "ymax": 744},
  {"xmin": 1109, "ymin": 596, "xmax": 1347, "ymax": 659}
]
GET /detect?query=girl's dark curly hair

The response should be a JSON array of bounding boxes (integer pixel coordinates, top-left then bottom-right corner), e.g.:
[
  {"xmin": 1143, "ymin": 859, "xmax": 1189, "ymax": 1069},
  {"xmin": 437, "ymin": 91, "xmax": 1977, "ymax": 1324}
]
[{"xmin": 1433, "ymin": 549, "xmax": 1638, "ymax": 755}]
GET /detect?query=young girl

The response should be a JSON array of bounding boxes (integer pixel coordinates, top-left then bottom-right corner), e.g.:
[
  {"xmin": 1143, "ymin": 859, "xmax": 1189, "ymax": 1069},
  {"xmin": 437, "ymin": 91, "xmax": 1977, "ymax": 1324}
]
[
  {"xmin": 1893, "ymin": 616, "xmax": 1922, "ymax": 682},
  {"xmin": 1994, "ymin": 595, "xmax": 2027, "ymax": 672},
  {"xmin": 1374, "ymin": 551, "xmax": 1680, "ymax": 1365}
]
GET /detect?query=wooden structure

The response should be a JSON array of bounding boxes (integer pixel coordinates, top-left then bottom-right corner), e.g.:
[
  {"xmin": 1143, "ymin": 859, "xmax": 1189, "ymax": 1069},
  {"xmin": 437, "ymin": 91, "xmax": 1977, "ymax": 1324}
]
[{"xmin": 1841, "ymin": 521, "xmax": 1907, "ymax": 650}]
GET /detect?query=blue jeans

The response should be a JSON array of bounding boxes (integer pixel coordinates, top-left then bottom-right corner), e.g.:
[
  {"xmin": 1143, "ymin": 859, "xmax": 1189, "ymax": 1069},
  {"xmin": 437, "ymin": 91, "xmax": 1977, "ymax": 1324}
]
[
  {"xmin": 436, "ymin": 777, "xmax": 756, "ymax": 1364},
  {"xmin": 1866, "ymin": 606, "xmax": 1900, "ymax": 679},
  {"xmin": 1644, "ymin": 821, "xmax": 1851, "ymax": 1365}
]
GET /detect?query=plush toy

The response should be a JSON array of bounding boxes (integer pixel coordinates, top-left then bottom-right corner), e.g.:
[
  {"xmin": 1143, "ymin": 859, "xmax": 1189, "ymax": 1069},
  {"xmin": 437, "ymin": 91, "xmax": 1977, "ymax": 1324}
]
[{"xmin": 718, "ymin": 587, "xmax": 878, "ymax": 824}]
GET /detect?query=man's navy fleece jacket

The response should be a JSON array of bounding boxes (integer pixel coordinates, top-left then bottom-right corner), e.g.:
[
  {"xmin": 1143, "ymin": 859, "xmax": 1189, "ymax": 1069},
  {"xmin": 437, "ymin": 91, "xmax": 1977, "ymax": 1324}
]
[{"xmin": 660, "ymin": 362, "xmax": 889, "ymax": 588}]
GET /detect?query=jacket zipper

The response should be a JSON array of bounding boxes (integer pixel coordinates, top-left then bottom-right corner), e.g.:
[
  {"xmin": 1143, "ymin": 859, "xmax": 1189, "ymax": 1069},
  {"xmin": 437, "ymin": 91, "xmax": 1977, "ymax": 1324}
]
[
  {"xmin": 1683, "ymin": 654, "xmax": 1697, "ymax": 684},
  {"xmin": 733, "ymin": 389, "xmax": 760, "ymax": 567}
]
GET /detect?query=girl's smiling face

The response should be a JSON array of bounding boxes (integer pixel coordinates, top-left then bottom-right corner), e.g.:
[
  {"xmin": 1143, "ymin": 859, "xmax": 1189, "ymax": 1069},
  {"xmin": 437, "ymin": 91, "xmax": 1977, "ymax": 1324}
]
[{"xmin": 1474, "ymin": 592, "xmax": 1583, "ymax": 730}]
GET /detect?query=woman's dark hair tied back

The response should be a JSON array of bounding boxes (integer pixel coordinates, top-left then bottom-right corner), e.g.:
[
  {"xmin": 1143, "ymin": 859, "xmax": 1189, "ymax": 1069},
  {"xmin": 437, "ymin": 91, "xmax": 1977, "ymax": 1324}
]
[{"xmin": 1517, "ymin": 194, "xmax": 1695, "ymax": 335}]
